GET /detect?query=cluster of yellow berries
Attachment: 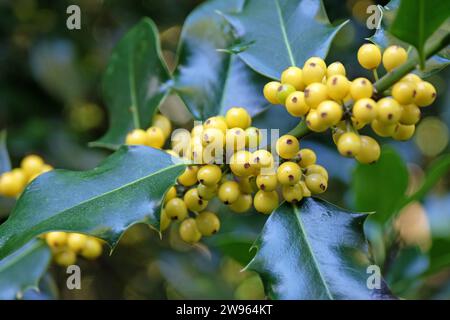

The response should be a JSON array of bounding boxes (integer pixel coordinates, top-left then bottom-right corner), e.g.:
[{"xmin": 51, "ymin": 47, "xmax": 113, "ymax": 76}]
[
  {"xmin": 126, "ymin": 109, "xmax": 329, "ymax": 244},
  {"xmin": 125, "ymin": 114, "xmax": 172, "ymax": 148},
  {"xmin": 44, "ymin": 231, "xmax": 103, "ymax": 266},
  {"xmin": 0, "ymin": 155, "xmax": 52, "ymax": 198},
  {"xmin": 263, "ymin": 44, "xmax": 437, "ymax": 164}
]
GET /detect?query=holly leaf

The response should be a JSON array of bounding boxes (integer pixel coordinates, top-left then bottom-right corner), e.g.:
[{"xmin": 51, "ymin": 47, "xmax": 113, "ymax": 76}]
[
  {"xmin": 91, "ymin": 18, "xmax": 170, "ymax": 149},
  {"xmin": 223, "ymin": 0, "xmax": 348, "ymax": 79},
  {"xmin": 390, "ymin": 0, "xmax": 450, "ymax": 69},
  {"xmin": 0, "ymin": 131, "xmax": 11, "ymax": 175},
  {"xmin": 0, "ymin": 146, "xmax": 186, "ymax": 259},
  {"xmin": 172, "ymin": 0, "xmax": 270, "ymax": 120},
  {"xmin": 246, "ymin": 198, "xmax": 395, "ymax": 299},
  {"xmin": 0, "ymin": 239, "xmax": 51, "ymax": 300}
]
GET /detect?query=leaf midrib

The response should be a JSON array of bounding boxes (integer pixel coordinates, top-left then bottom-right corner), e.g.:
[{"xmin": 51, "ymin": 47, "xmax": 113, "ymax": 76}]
[
  {"xmin": 275, "ymin": 0, "xmax": 296, "ymax": 66},
  {"xmin": 293, "ymin": 205, "xmax": 333, "ymax": 300}
]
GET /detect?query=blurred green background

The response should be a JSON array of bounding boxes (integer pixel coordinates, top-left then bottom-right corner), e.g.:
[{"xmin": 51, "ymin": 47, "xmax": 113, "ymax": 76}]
[{"xmin": 0, "ymin": 0, "xmax": 449, "ymax": 299}]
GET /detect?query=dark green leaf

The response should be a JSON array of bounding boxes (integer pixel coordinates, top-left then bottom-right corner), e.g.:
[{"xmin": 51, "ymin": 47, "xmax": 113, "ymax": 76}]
[
  {"xmin": 251, "ymin": 105, "xmax": 299, "ymax": 135},
  {"xmin": 427, "ymin": 237, "xmax": 450, "ymax": 276},
  {"xmin": 390, "ymin": 0, "xmax": 450, "ymax": 68},
  {"xmin": 223, "ymin": 0, "xmax": 348, "ymax": 79},
  {"xmin": 0, "ymin": 239, "xmax": 51, "ymax": 300},
  {"xmin": 91, "ymin": 18, "xmax": 170, "ymax": 149},
  {"xmin": 0, "ymin": 146, "xmax": 186, "ymax": 259},
  {"xmin": 0, "ymin": 131, "xmax": 11, "ymax": 175},
  {"xmin": 247, "ymin": 198, "xmax": 395, "ymax": 299},
  {"xmin": 352, "ymin": 147, "xmax": 408, "ymax": 225},
  {"xmin": 172, "ymin": 0, "xmax": 270, "ymax": 120}
]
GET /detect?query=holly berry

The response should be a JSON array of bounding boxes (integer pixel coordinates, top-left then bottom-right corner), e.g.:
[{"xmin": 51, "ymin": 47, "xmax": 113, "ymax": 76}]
[
  {"xmin": 178, "ymin": 166, "xmax": 199, "ymax": 187},
  {"xmin": 371, "ymin": 119, "xmax": 396, "ymax": 137},
  {"xmin": 153, "ymin": 114, "xmax": 172, "ymax": 138},
  {"xmin": 304, "ymin": 164, "xmax": 329, "ymax": 180},
  {"xmin": 316, "ymin": 100, "xmax": 343, "ymax": 126},
  {"xmin": 202, "ymin": 127, "xmax": 225, "ymax": 147},
  {"xmin": 184, "ymin": 188, "xmax": 208, "ymax": 212},
  {"xmin": 276, "ymin": 84, "xmax": 296, "ymax": 104},
  {"xmin": 146, "ymin": 126, "xmax": 165, "ymax": 149},
  {"xmin": 414, "ymin": 81, "xmax": 436, "ymax": 107},
  {"xmin": 352, "ymin": 98, "xmax": 377, "ymax": 123},
  {"xmin": 179, "ymin": 218, "xmax": 202, "ymax": 243},
  {"xmin": 392, "ymin": 124, "xmax": 415, "ymax": 141},
  {"xmin": 46, "ymin": 231, "xmax": 68, "ymax": 248},
  {"xmin": 377, "ymin": 97, "xmax": 402, "ymax": 125},
  {"xmin": 401, "ymin": 73, "xmax": 422, "ymax": 84},
  {"xmin": 277, "ymin": 162, "xmax": 301, "ymax": 185},
  {"xmin": 337, "ymin": 132, "xmax": 361, "ymax": 157},
  {"xmin": 21, "ymin": 154, "xmax": 45, "ymax": 178},
  {"xmin": 327, "ymin": 62, "xmax": 346, "ymax": 77},
  {"xmin": 67, "ymin": 233, "xmax": 88, "ymax": 253},
  {"xmin": 276, "ymin": 135, "xmax": 300, "ymax": 159},
  {"xmin": 229, "ymin": 193, "xmax": 253, "ymax": 213},
  {"xmin": 357, "ymin": 44, "xmax": 382, "ymax": 70},
  {"xmin": 305, "ymin": 173, "xmax": 328, "ymax": 194},
  {"xmin": 285, "ymin": 91, "xmax": 310, "ymax": 117},
  {"xmin": 256, "ymin": 174, "xmax": 278, "ymax": 191},
  {"xmin": 164, "ymin": 186, "xmax": 177, "ymax": 204},
  {"xmin": 197, "ymin": 183, "xmax": 218, "ymax": 200},
  {"xmin": 282, "ymin": 183, "xmax": 303, "ymax": 203},
  {"xmin": 245, "ymin": 127, "xmax": 261, "ymax": 149},
  {"xmin": 165, "ymin": 197, "xmax": 188, "ymax": 220},
  {"xmin": 197, "ymin": 164, "xmax": 222, "ymax": 186},
  {"xmin": 54, "ymin": 249, "xmax": 77, "ymax": 267},
  {"xmin": 230, "ymin": 150, "xmax": 254, "ymax": 177},
  {"xmin": 296, "ymin": 148, "xmax": 317, "ymax": 167},
  {"xmin": 253, "ymin": 190, "xmax": 279, "ymax": 214},
  {"xmin": 263, "ymin": 81, "xmax": 281, "ymax": 104},
  {"xmin": 327, "ymin": 75, "xmax": 350, "ymax": 101},
  {"xmin": 350, "ymin": 78, "xmax": 373, "ymax": 100},
  {"xmin": 226, "ymin": 127, "xmax": 246, "ymax": 151},
  {"xmin": 218, "ymin": 181, "xmax": 240, "ymax": 204},
  {"xmin": 0, "ymin": 171, "xmax": 24, "ymax": 197},
  {"xmin": 251, "ymin": 150, "xmax": 274, "ymax": 170},
  {"xmin": 306, "ymin": 109, "xmax": 328, "ymax": 132},
  {"xmin": 392, "ymin": 81, "xmax": 415, "ymax": 105},
  {"xmin": 195, "ymin": 211, "xmax": 220, "ymax": 236},
  {"xmin": 160, "ymin": 209, "xmax": 171, "ymax": 231},
  {"xmin": 382, "ymin": 45, "xmax": 407, "ymax": 71},
  {"xmin": 305, "ymin": 57, "xmax": 327, "ymax": 71},
  {"xmin": 399, "ymin": 104, "xmax": 421, "ymax": 125},
  {"xmin": 204, "ymin": 116, "xmax": 228, "ymax": 134},
  {"xmin": 303, "ymin": 60, "xmax": 326, "ymax": 85},
  {"xmin": 355, "ymin": 136, "xmax": 381, "ymax": 164},
  {"xmin": 304, "ymin": 83, "xmax": 328, "ymax": 109},
  {"xmin": 281, "ymin": 66, "xmax": 304, "ymax": 90},
  {"xmin": 299, "ymin": 181, "xmax": 312, "ymax": 197},
  {"xmin": 225, "ymin": 107, "xmax": 251, "ymax": 129}
]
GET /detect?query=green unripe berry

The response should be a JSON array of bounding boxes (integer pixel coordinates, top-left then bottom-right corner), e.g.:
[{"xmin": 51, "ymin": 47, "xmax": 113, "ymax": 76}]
[
  {"xmin": 276, "ymin": 84, "xmax": 296, "ymax": 104},
  {"xmin": 184, "ymin": 188, "xmax": 208, "ymax": 212},
  {"xmin": 195, "ymin": 211, "xmax": 220, "ymax": 236},
  {"xmin": 197, "ymin": 183, "xmax": 218, "ymax": 200}
]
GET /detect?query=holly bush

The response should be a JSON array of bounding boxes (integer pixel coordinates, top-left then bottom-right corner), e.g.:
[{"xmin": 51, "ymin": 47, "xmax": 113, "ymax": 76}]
[{"xmin": 0, "ymin": 0, "xmax": 449, "ymax": 300}]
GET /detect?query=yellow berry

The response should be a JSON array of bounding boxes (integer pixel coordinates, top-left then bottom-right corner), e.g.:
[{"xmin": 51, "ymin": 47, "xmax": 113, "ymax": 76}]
[
  {"xmin": 304, "ymin": 83, "xmax": 328, "ymax": 108},
  {"xmin": 191, "ymin": 124, "xmax": 204, "ymax": 137},
  {"xmin": 178, "ymin": 166, "xmax": 199, "ymax": 186},
  {"xmin": 0, "ymin": 171, "xmax": 24, "ymax": 197},
  {"xmin": 392, "ymin": 81, "xmax": 415, "ymax": 105},
  {"xmin": 21, "ymin": 154, "xmax": 45, "ymax": 178},
  {"xmin": 352, "ymin": 98, "xmax": 378, "ymax": 123},
  {"xmin": 327, "ymin": 62, "xmax": 346, "ymax": 77},
  {"xmin": 305, "ymin": 57, "xmax": 327, "ymax": 71},
  {"xmin": 414, "ymin": 81, "xmax": 436, "ymax": 107},
  {"xmin": 305, "ymin": 173, "xmax": 327, "ymax": 194},
  {"xmin": 197, "ymin": 164, "xmax": 222, "ymax": 186},
  {"xmin": 303, "ymin": 60, "xmax": 326, "ymax": 85},
  {"xmin": 355, "ymin": 136, "xmax": 381, "ymax": 164},
  {"xmin": 238, "ymin": 176, "xmax": 257, "ymax": 194},
  {"xmin": 179, "ymin": 218, "xmax": 202, "ymax": 243},
  {"xmin": 304, "ymin": 164, "xmax": 328, "ymax": 180},
  {"xmin": 326, "ymin": 75, "xmax": 350, "ymax": 101},
  {"xmin": 146, "ymin": 126, "xmax": 165, "ymax": 149},
  {"xmin": 282, "ymin": 183, "xmax": 303, "ymax": 203},
  {"xmin": 164, "ymin": 186, "xmax": 177, "ymax": 204},
  {"xmin": 245, "ymin": 127, "xmax": 261, "ymax": 149},
  {"xmin": 371, "ymin": 119, "xmax": 396, "ymax": 137},
  {"xmin": 357, "ymin": 44, "xmax": 382, "ymax": 69},
  {"xmin": 184, "ymin": 188, "xmax": 208, "ymax": 212},
  {"xmin": 218, "ymin": 181, "xmax": 240, "ymax": 204},
  {"xmin": 256, "ymin": 174, "xmax": 278, "ymax": 191},
  {"xmin": 190, "ymin": 137, "xmax": 205, "ymax": 164},
  {"xmin": 276, "ymin": 84, "xmax": 296, "ymax": 104},
  {"xmin": 197, "ymin": 183, "xmax": 218, "ymax": 200},
  {"xmin": 160, "ymin": 209, "xmax": 171, "ymax": 231},
  {"xmin": 54, "ymin": 249, "xmax": 77, "ymax": 267},
  {"xmin": 401, "ymin": 73, "xmax": 422, "ymax": 84},
  {"xmin": 254, "ymin": 190, "xmax": 279, "ymax": 214},
  {"xmin": 67, "ymin": 233, "xmax": 88, "ymax": 253},
  {"xmin": 152, "ymin": 114, "xmax": 172, "ymax": 138},
  {"xmin": 306, "ymin": 109, "xmax": 328, "ymax": 132},
  {"xmin": 202, "ymin": 127, "xmax": 224, "ymax": 147},
  {"xmin": 277, "ymin": 161, "xmax": 301, "ymax": 185},
  {"xmin": 350, "ymin": 78, "xmax": 373, "ymax": 100},
  {"xmin": 230, "ymin": 150, "xmax": 254, "ymax": 177},
  {"xmin": 204, "ymin": 116, "xmax": 228, "ymax": 134},
  {"xmin": 316, "ymin": 100, "xmax": 343, "ymax": 126},
  {"xmin": 251, "ymin": 150, "xmax": 274, "ymax": 171},
  {"xmin": 263, "ymin": 81, "xmax": 281, "ymax": 104},
  {"xmin": 337, "ymin": 132, "xmax": 361, "ymax": 157},
  {"xmin": 195, "ymin": 211, "xmax": 220, "ymax": 236},
  {"xmin": 299, "ymin": 181, "xmax": 312, "ymax": 197},
  {"xmin": 276, "ymin": 135, "xmax": 300, "ymax": 159},
  {"xmin": 377, "ymin": 97, "xmax": 402, "ymax": 125},
  {"xmin": 226, "ymin": 128, "xmax": 246, "ymax": 151},
  {"xmin": 392, "ymin": 124, "xmax": 415, "ymax": 141},
  {"xmin": 171, "ymin": 130, "xmax": 191, "ymax": 155},
  {"xmin": 46, "ymin": 232, "xmax": 68, "ymax": 248},
  {"xmin": 285, "ymin": 91, "xmax": 310, "ymax": 117},
  {"xmin": 281, "ymin": 66, "xmax": 304, "ymax": 90},
  {"xmin": 382, "ymin": 45, "xmax": 407, "ymax": 71},
  {"xmin": 81, "ymin": 237, "xmax": 103, "ymax": 259},
  {"xmin": 399, "ymin": 104, "xmax": 420, "ymax": 125},
  {"xmin": 296, "ymin": 148, "xmax": 317, "ymax": 167},
  {"xmin": 165, "ymin": 197, "xmax": 188, "ymax": 221},
  {"xmin": 229, "ymin": 194, "xmax": 253, "ymax": 213},
  {"xmin": 225, "ymin": 107, "xmax": 251, "ymax": 129}
]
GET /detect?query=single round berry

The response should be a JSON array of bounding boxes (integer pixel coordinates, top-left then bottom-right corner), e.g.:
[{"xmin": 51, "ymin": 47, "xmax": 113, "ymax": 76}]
[
  {"xmin": 299, "ymin": 181, "xmax": 311, "ymax": 197},
  {"xmin": 316, "ymin": 100, "xmax": 343, "ymax": 126},
  {"xmin": 256, "ymin": 174, "xmax": 278, "ymax": 191},
  {"xmin": 218, "ymin": 180, "xmax": 241, "ymax": 204},
  {"xmin": 281, "ymin": 66, "xmax": 304, "ymax": 90},
  {"xmin": 21, "ymin": 154, "xmax": 45, "ymax": 178},
  {"xmin": 332, "ymin": 123, "xmax": 346, "ymax": 145},
  {"xmin": 277, "ymin": 161, "xmax": 301, "ymax": 185},
  {"xmin": 245, "ymin": 127, "xmax": 261, "ymax": 149},
  {"xmin": 392, "ymin": 124, "xmax": 415, "ymax": 141},
  {"xmin": 282, "ymin": 183, "xmax": 303, "ymax": 203},
  {"xmin": 202, "ymin": 127, "xmax": 225, "ymax": 147},
  {"xmin": 190, "ymin": 137, "xmax": 205, "ymax": 164},
  {"xmin": 352, "ymin": 98, "xmax": 378, "ymax": 123},
  {"xmin": 238, "ymin": 176, "xmax": 257, "ymax": 194},
  {"xmin": 225, "ymin": 107, "xmax": 251, "ymax": 129},
  {"xmin": 164, "ymin": 186, "xmax": 177, "ymax": 204},
  {"xmin": 254, "ymin": 190, "xmax": 279, "ymax": 214},
  {"xmin": 0, "ymin": 171, "xmax": 24, "ymax": 197},
  {"xmin": 305, "ymin": 173, "xmax": 328, "ymax": 194},
  {"xmin": 302, "ymin": 60, "xmax": 326, "ymax": 85},
  {"xmin": 357, "ymin": 44, "xmax": 382, "ymax": 69},
  {"xmin": 304, "ymin": 164, "xmax": 329, "ymax": 180},
  {"xmin": 399, "ymin": 104, "xmax": 421, "ymax": 125},
  {"xmin": 296, "ymin": 148, "xmax": 317, "ymax": 167},
  {"xmin": 204, "ymin": 116, "xmax": 228, "ymax": 134},
  {"xmin": 146, "ymin": 126, "xmax": 165, "ymax": 149},
  {"xmin": 230, "ymin": 150, "xmax": 254, "ymax": 177},
  {"xmin": 263, "ymin": 81, "xmax": 282, "ymax": 104},
  {"xmin": 305, "ymin": 57, "xmax": 327, "ymax": 71},
  {"xmin": 171, "ymin": 130, "xmax": 191, "ymax": 154},
  {"xmin": 197, "ymin": 183, "xmax": 218, "ymax": 200},
  {"xmin": 392, "ymin": 81, "xmax": 415, "ymax": 105},
  {"xmin": 414, "ymin": 81, "xmax": 436, "ymax": 107},
  {"xmin": 371, "ymin": 119, "xmax": 396, "ymax": 137},
  {"xmin": 350, "ymin": 78, "xmax": 373, "ymax": 100},
  {"xmin": 401, "ymin": 73, "xmax": 422, "ymax": 84},
  {"xmin": 276, "ymin": 135, "xmax": 300, "ymax": 159},
  {"xmin": 195, "ymin": 211, "xmax": 220, "ymax": 236},
  {"xmin": 327, "ymin": 75, "xmax": 350, "ymax": 101},
  {"xmin": 226, "ymin": 127, "xmax": 246, "ymax": 151},
  {"xmin": 67, "ymin": 233, "xmax": 88, "ymax": 253},
  {"xmin": 197, "ymin": 164, "xmax": 222, "ymax": 186},
  {"xmin": 178, "ymin": 166, "xmax": 199, "ymax": 187},
  {"xmin": 306, "ymin": 109, "xmax": 328, "ymax": 132},
  {"xmin": 184, "ymin": 188, "xmax": 208, "ymax": 212},
  {"xmin": 229, "ymin": 194, "xmax": 253, "ymax": 213},
  {"xmin": 179, "ymin": 218, "xmax": 202, "ymax": 243},
  {"xmin": 81, "ymin": 237, "xmax": 103, "ymax": 259},
  {"xmin": 160, "ymin": 209, "xmax": 171, "ymax": 231},
  {"xmin": 165, "ymin": 197, "xmax": 188, "ymax": 221},
  {"xmin": 304, "ymin": 83, "xmax": 328, "ymax": 109},
  {"xmin": 54, "ymin": 249, "xmax": 77, "ymax": 267},
  {"xmin": 337, "ymin": 132, "xmax": 361, "ymax": 157},
  {"xmin": 355, "ymin": 136, "xmax": 381, "ymax": 164},
  {"xmin": 383, "ymin": 45, "xmax": 407, "ymax": 71},
  {"xmin": 153, "ymin": 114, "xmax": 172, "ymax": 138},
  {"xmin": 126, "ymin": 129, "xmax": 149, "ymax": 146},
  {"xmin": 377, "ymin": 97, "xmax": 402, "ymax": 125},
  {"xmin": 327, "ymin": 62, "xmax": 346, "ymax": 77},
  {"xmin": 276, "ymin": 84, "xmax": 296, "ymax": 104},
  {"xmin": 251, "ymin": 150, "xmax": 274, "ymax": 170},
  {"xmin": 285, "ymin": 91, "xmax": 310, "ymax": 117},
  {"xmin": 46, "ymin": 231, "xmax": 68, "ymax": 248}
]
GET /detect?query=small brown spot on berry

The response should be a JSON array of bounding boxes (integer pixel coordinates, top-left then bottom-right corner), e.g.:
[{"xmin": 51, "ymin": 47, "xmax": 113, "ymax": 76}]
[
  {"xmin": 412, "ymin": 90, "xmax": 417, "ymax": 97},
  {"xmin": 292, "ymin": 97, "xmax": 298, "ymax": 103},
  {"xmin": 361, "ymin": 79, "xmax": 367, "ymax": 85},
  {"xmin": 224, "ymin": 200, "xmax": 229, "ymax": 205},
  {"xmin": 346, "ymin": 151, "xmax": 352, "ymax": 156},
  {"xmin": 244, "ymin": 163, "xmax": 251, "ymax": 169},
  {"xmin": 255, "ymin": 157, "xmax": 260, "ymax": 163},
  {"xmin": 260, "ymin": 184, "xmax": 266, "ymax": 190},
  {"xmin": 321, "ymin": 112, "xmax": 327, "ymax": 118},
  {"xmin": 286, "ymin": 139, "xmax": 293, "ymax": 145},
  {"xmin": 366, "ymin": 103, "xmax": 372, "ymax": 109},
  {"xmin": 320, "ymin": 184, "xmax": 326, "ymax": 191},
  {"xmin": 332, "ymin": 77, "xmax": 338, "ymax": 85},
  {"xmin": 304, "ymin": 89, "xmax": 310, "ymax": 98},
  {"xmin": 206, "ymin": 119, "xmax": 211, "ymax": 125},
  {"xmin": 432, "ymin": 92, "xmax": 436, "ymax": 98},
  {"xmin": 288, "ymin": 174, "xmax": 294, "ymax": 181},
  {"xmin": 388, "ymin": 113, "xmax": 393, "ymax": 120},
  {"xmin": 198, "ymin": 199, "xmax": 203, "ymax": 205},
  {"xmin": 310, "ymin": 62, "xmax": 316, "ymax": 67}
]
